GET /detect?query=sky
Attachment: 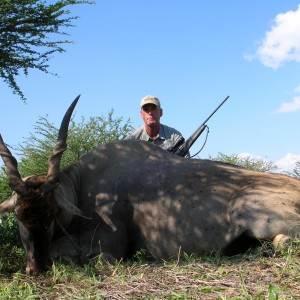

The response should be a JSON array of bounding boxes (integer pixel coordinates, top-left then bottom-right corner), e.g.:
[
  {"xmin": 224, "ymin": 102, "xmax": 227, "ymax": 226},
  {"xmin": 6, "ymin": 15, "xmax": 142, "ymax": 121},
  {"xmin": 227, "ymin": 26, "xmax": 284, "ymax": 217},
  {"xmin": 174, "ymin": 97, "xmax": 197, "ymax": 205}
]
[{"xmin": 1, "ymin": 0, "xmax": 300, "ymax": 172}]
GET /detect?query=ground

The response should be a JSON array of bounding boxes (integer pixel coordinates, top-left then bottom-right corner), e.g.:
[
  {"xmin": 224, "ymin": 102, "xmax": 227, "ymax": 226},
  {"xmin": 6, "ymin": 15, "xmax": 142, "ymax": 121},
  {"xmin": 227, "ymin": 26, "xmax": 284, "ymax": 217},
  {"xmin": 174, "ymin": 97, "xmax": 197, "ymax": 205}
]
[{"xmin": 0, "ymin": 240, "xmax": 299, "ymax": 299}]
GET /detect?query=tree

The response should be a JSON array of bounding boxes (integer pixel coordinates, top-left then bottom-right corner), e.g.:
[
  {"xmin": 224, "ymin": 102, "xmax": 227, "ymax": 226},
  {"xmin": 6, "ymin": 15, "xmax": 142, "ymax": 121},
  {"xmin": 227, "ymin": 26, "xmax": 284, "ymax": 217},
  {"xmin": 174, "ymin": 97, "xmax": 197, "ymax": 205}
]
[
  {"xmin": 212, "ymin": 153, "xmax": 278, "ymax": 173},
  {"xmin": 0, "ymin": 0, "xmax": 93, "ymax": 102},
  {"xmin": 0, "ymin": 108, "xmax": 132, "ymax": 194},
  {"xmin": 16, "ymin": 110, "xmax": 133, "ymax": 176}
]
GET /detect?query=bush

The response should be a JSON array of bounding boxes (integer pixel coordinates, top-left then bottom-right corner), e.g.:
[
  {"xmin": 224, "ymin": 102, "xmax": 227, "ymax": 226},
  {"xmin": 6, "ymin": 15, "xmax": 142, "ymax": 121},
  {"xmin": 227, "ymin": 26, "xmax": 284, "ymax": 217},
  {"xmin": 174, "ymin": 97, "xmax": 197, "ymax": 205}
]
[{"xmin": 212, "ymin": 153, "xmax": 278, "ymax": 173}]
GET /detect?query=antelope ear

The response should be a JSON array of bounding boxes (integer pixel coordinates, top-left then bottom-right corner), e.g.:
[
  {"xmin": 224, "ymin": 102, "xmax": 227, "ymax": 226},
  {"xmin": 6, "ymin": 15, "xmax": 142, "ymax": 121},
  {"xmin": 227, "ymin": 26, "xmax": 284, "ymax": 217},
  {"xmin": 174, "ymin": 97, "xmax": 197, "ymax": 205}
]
[{"xmin": 0, "ymin": 192, "xmax": 17, "ymax": 214}]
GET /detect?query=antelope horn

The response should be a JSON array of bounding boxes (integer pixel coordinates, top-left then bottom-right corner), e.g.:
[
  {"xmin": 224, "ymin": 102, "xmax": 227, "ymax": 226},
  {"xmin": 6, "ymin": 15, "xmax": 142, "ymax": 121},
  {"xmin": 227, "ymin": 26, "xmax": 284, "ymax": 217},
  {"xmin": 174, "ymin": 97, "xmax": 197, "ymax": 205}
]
[
  {"xmin": 0, "ymin": 193, "xmax": 18, "ymax": 213},
  {"xmin": 41, "ymin": 95, "xmax": 80, "ymax": 195},
  {"xmin": 0, "ymin": 135, "xmax": 28, "ymax": 195}
]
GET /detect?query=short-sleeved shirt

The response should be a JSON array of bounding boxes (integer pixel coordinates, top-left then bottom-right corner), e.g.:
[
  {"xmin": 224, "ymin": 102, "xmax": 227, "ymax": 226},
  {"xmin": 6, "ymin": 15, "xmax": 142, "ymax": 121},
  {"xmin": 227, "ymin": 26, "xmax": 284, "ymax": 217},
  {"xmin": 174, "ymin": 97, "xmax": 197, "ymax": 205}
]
[{"xmin": 125, "ymin": 124, "xmax": 183, "ymax": 151}]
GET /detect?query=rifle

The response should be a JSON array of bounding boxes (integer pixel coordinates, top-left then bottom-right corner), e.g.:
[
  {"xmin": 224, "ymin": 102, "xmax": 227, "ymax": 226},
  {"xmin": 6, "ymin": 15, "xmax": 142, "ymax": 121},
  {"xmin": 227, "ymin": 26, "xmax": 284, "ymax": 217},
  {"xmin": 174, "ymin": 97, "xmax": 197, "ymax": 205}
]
[{"xmin": 168, "ymin": 95, "xmax": 230, "ymax": 157}]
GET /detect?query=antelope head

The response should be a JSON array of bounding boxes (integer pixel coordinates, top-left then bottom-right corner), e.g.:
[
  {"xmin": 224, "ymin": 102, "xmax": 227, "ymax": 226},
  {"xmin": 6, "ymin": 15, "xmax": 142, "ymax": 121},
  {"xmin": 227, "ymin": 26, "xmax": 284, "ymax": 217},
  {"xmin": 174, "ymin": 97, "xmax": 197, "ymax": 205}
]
[{"xmin": 0, "ymin": 96, "xmax": 79, "ymax": 274}]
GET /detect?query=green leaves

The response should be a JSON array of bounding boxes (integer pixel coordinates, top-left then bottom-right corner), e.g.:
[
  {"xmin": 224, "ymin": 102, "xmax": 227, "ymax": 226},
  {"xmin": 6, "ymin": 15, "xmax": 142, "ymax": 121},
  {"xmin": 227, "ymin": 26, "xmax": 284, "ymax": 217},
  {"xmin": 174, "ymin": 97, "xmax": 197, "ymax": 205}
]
[
  {"xmin": 268, "ymin": 283, "xmax": 280, "ymax": 300},
  {"xmin": 0, "ymin": 0, "xmax": 94, "ymax": 102},
  {"xmin": 15, "ymin": 109, "xmax": 133, "ymax": 176},
  {"xmin": 212, "ymin": 153, "xmax": 278, "ymax": 173}
]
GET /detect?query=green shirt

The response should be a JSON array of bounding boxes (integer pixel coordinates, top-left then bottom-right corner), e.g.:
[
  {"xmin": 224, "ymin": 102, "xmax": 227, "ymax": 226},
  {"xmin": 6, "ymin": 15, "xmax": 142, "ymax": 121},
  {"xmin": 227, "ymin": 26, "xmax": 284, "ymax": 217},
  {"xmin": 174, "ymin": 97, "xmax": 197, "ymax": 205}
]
[{"xmin": 125, "ymin": 124, "xmax": 184, "ymax": 151}]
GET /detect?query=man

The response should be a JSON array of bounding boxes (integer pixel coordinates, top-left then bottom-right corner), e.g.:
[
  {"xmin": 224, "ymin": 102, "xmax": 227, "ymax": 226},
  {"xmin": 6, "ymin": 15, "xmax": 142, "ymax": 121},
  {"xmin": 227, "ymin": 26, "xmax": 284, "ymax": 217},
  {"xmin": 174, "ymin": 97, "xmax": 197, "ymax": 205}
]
[{"xmin": 125, "ymin": 95, "xmax": 186, "ymax": 152}]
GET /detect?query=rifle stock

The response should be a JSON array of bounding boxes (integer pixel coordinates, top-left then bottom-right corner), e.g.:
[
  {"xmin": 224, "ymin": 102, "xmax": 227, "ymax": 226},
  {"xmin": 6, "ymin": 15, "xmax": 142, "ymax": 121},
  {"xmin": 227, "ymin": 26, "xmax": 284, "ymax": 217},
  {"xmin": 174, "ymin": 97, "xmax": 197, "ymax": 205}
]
[{"xmin": 168, "ymin": 95, "xmax": 229, "ymax": 157}]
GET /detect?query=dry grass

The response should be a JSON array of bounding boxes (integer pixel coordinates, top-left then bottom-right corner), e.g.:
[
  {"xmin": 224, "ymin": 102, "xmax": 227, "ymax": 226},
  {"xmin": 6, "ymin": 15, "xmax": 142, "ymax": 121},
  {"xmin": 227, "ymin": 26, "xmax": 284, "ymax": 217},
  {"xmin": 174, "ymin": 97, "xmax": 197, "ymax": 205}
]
[{"xmin": 0, "ymin": 242, "xmax": 300, "ymax": 299}]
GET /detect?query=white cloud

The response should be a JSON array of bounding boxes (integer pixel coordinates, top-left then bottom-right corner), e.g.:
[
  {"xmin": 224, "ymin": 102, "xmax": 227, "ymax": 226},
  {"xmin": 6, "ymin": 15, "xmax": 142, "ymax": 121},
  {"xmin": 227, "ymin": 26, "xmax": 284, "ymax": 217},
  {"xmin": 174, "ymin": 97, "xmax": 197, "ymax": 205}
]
[
  {"xmin": 275, "ymin": 153, "xmax": 300, "ymax": 172},
  {"xmin": 273, "ymin": 96, "xmax": 300, "ymax": 113},
  {"xmin": 238, "ymin": 152, "xmax": 263, "ymax": 160},
  {"xmin": 254, "ymin": 5, "xmax": 300, "ymax": 68},
  {"xmin": 294, "ymin": 84, "xmax": 300, "ymax": 93}
]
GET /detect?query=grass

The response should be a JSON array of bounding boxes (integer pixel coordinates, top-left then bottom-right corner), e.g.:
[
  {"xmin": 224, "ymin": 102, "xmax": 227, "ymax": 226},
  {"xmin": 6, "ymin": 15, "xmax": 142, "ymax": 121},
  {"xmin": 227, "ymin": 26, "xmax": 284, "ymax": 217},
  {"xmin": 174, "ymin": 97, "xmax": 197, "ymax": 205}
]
[{"xmin": 0, "ymin": 240, "xmax": 299, "ymax": 299}]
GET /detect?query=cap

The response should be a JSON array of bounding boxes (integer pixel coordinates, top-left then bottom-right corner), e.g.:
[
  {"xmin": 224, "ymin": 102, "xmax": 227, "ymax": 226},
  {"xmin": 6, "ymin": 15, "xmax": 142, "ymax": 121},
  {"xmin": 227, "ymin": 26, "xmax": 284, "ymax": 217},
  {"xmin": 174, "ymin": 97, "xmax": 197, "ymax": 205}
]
[{"xmin": 140, "ymin": 95, "xmax": 161, "ymax": 108}]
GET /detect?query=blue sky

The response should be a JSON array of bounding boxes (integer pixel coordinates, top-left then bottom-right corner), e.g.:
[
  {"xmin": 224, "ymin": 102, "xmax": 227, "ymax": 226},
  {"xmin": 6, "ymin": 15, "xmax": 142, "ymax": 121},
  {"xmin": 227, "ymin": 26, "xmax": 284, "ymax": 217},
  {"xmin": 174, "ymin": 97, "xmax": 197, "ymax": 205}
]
[{"xmin": 1, "ymin": 0, "xmax": 300, "ymax": 172}]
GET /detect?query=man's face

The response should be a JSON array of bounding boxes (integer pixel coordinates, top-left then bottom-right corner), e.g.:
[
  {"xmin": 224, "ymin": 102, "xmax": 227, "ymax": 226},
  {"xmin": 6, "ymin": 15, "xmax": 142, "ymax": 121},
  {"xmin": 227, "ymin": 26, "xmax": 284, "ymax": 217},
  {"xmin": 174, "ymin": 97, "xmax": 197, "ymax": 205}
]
[{"xmin": 140, "ymin": 104, "xmax": 163, "ymax": 127}]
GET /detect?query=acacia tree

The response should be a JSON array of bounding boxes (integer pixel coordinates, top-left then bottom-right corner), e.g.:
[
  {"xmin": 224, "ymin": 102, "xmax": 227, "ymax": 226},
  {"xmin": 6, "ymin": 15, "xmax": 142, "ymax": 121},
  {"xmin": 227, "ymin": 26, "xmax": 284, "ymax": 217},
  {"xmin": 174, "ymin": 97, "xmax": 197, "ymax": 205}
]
[
  {"xmin": 212, "ymin": 153, "xmax": 278, "ymax": 173},
  {"xmin": 0, "ymin": 0, "xmax": 93, "ymax": 102},
  {"xmin": 0, "ymin": 109, "xmax": 132, "ymax": 197},
  {"xmin": 17, "ymin": 110, "xmax": 133, "ymax": 176}
]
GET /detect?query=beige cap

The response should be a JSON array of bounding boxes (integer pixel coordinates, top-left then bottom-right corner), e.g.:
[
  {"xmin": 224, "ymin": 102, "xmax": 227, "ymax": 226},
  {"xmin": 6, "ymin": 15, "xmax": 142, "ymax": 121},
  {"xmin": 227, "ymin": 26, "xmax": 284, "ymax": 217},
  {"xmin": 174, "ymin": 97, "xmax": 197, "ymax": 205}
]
[{"xmin": 140, "ymin": 95, "xmax": 161, "ymax": 108}]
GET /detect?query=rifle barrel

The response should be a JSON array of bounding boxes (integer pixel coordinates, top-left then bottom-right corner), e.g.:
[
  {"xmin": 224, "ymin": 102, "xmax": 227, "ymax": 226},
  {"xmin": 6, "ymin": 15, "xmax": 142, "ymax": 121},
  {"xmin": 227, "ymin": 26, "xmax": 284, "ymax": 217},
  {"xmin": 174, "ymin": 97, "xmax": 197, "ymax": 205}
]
[
  {"xmin": 175, "ymin": 95, "xmax": 230, "ymax": 157},
  {"xmin": 202, "ymin": 95, "xmax": 230, "ymax": 125}
]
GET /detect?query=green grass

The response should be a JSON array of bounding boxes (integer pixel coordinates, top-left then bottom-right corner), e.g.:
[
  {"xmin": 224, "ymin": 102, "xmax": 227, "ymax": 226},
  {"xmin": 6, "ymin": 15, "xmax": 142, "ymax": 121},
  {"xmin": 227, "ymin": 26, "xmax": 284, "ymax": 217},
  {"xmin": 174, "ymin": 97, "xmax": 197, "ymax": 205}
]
[{"xmin": 0, "ymin": 240, "xmax": 299, "ymax": 299}]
